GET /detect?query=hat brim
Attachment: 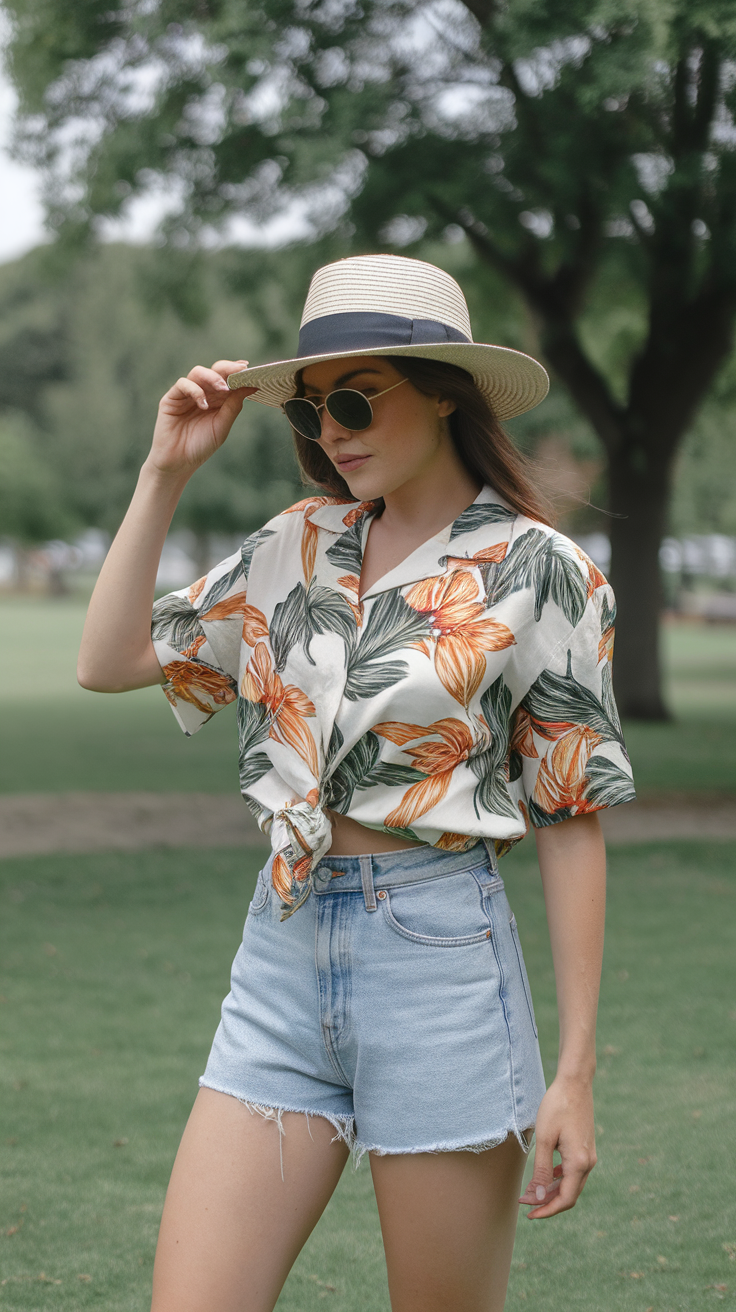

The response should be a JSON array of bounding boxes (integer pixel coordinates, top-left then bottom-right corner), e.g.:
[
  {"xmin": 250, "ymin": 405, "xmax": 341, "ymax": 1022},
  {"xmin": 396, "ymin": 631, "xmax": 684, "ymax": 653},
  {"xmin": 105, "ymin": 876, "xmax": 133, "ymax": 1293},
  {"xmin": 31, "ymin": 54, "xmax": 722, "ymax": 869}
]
[{"xmin": 227, "ymin": 342, "xmax": 549, "ymax": 422}]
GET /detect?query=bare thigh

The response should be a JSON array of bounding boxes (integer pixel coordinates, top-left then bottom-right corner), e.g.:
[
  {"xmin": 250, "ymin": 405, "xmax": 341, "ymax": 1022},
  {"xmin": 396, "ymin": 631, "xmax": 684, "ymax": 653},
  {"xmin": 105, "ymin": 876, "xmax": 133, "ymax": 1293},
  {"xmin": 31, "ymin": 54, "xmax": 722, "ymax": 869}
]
[
  {"xmin": 150, "ymin": 1088, "xmax": 349, "ymax": 1312},
  {"xmin": 370, "ymin": 1132, "xmax": 529, "ymax": 1312}
]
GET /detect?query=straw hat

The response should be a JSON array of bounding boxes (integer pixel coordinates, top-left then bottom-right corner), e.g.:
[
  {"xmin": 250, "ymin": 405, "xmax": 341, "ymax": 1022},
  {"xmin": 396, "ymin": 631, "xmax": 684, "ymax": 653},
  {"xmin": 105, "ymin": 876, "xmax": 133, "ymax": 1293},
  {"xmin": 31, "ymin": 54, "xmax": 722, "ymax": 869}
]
[{"xmin": 227, "ymin": 254, "xmax": 549, "ymax": 420}]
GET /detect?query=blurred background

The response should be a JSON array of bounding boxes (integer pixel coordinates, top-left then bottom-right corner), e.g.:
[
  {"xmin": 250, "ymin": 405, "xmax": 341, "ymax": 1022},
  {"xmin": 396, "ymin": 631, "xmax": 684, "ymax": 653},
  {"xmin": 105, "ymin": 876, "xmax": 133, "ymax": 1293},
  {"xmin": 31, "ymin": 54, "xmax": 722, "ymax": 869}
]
[{"xmin": 0, "ymin": 2, "xmax": 734, "ymax": 1309}]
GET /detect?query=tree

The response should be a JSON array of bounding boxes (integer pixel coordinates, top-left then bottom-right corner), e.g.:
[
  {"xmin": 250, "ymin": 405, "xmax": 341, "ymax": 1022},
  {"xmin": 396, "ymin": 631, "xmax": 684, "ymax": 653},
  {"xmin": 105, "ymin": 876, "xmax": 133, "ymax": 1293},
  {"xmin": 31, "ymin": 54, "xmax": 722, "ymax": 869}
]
[
  {"xmin": 0, "ymin": 243, "xmax": 304, "ymax": 554},
  {"xmin": 6, "ymin": 0, "xmax": 736, "ymax": 715},
  {"xmin": 0, "ymin": 411, "xmax": 77, "ymax": 587}
]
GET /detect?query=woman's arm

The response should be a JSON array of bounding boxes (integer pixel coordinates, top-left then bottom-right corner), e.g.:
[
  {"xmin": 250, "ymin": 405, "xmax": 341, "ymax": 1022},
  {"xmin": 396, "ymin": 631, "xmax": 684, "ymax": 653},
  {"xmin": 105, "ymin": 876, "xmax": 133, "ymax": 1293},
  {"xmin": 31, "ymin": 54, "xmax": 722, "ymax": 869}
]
[
  {"xmin": 77, "ymin": 360, "xmax": 253, "ymax": 693},
  {"xmin": 518, "ymin": 810, "xmax": 606, "ymax": 1219}
]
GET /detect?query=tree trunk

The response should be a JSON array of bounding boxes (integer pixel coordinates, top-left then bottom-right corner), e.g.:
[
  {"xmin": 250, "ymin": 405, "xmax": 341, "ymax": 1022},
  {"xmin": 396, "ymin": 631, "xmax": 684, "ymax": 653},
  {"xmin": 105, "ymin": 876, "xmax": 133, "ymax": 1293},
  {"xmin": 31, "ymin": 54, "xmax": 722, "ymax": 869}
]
[{"xmin": 607, "ymin": 442, "xmax": 673, "ymax": 721}]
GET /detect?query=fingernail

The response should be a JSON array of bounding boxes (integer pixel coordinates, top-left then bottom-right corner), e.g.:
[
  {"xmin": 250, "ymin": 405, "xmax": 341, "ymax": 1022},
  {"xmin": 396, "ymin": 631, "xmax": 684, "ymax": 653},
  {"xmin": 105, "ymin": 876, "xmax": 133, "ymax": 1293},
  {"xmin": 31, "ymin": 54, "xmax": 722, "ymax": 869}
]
[
  {"xmin": 198, "ymin": 398, "xmax": 208, "ymax": 409},
  {"xmin": 535, "ymin": 1185, "xmax": 546, "ymax": 1201},
  {"xmin": 214, "ymin": 380, "xmax": 229, "ymax": 390}
]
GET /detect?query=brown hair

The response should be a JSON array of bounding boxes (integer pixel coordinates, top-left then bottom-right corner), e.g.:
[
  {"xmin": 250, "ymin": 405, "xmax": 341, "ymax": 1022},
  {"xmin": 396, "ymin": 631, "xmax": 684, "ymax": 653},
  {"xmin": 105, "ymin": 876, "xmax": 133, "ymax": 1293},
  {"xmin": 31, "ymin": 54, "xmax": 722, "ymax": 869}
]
[{"xmin": 291, "ymin": 356, "xmax": 554, "ymax": 525}]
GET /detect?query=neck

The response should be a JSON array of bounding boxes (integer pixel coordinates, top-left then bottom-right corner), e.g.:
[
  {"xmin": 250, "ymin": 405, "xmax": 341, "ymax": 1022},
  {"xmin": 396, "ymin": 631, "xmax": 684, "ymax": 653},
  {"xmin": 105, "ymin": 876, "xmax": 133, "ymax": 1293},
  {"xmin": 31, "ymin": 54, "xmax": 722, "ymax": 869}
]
[{"xmin": 379, "ymin": 445, "xmax": 482, "ymax": 536}]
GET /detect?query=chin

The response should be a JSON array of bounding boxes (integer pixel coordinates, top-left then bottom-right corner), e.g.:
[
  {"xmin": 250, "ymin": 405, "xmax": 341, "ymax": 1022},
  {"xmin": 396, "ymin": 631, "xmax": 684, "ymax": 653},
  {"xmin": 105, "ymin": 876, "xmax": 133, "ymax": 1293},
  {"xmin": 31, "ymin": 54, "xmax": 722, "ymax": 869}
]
[{"xmin": 338, "ymin": 468, "xmax": 385, "ymax": 500}]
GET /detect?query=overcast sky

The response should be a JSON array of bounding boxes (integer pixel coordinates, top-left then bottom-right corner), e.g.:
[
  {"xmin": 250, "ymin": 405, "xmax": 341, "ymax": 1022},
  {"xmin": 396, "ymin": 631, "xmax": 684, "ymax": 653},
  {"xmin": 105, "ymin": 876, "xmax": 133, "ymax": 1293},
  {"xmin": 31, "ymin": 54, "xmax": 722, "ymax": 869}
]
[
  {"xmin": 0, "ymin": 59, "xmax": 309, "ymax": 265},
  {"xmin": 0, "ymin": 68, "xmax": 46, "ymax": 262}
]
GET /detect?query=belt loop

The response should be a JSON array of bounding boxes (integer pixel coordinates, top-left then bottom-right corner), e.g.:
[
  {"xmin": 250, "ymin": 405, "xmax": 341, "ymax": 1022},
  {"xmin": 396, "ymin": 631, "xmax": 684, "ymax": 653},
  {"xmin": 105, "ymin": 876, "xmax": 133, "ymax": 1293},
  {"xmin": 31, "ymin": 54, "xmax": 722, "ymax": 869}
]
[
  {"xmin": 360, "ymin": 855, "xmax": 377, "ymax": 911},
  {"xmin": 482, "ymin": 838, "xmax": 499, "ymax": 874}
]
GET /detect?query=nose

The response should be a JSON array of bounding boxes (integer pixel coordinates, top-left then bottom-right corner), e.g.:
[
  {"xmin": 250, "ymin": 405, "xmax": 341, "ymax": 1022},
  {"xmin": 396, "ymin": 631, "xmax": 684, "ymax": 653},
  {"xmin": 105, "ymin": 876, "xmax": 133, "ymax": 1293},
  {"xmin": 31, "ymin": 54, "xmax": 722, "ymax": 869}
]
[{"xmin": 318, "ymin": 408, "xmax": 352, "ymax": 445}]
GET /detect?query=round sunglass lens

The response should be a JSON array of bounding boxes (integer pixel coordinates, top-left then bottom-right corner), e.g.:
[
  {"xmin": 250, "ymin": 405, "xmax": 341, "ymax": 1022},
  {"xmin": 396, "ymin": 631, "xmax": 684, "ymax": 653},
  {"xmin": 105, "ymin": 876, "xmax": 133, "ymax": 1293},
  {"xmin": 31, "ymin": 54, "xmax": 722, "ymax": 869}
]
[
  {"xmin": 283, "ymin": 398, "xmax": 322, "ymax": 441},
  {"xmin": 325, "ymin": 389, "xmax": 373, "ymax": 430}
]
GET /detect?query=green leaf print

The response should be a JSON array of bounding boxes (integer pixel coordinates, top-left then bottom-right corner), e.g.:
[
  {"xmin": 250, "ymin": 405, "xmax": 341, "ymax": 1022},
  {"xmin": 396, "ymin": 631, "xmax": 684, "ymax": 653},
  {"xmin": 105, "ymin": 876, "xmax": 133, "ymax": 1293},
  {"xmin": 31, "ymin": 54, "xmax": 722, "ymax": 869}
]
[
  {"xmin": 241, "ymin": 527, "xmax": 275, "ymax": 580},
  {"xmin": 270, "ymin": 580, "xmax": 357, "ymax": 671},
  {"xmin": 600, "ymin": 662, "xmax": 624, "ymax": 739},
  {"xmin": 323, "ymin": 722, "xmax": 344, "ymax": 775},
  {"xmin": 151, "ymin": 595, "xmax": 204, "ymax": 653},
  {"xmin": 521, "ymin": 650, "xmax": 624, "ymax": 745},
  {"xmin": 324, "ymin": 730, "xmax": 424, "ymax": 812},
  {"xmin": 198, "ymin": 559, "xmax": 245, "ymax": 614},
  {"xmin": 325, "ymin": 519, "xmax": 365, "ymax": 573},
  {"xmin": 449, "ymin": 502, "xmax": 516, "ymax": 540},
  {"xmin": 468, "ymin": 675, "xmax": 518, "ymax": 820},
  {"xmin": 237, "ymin": 697, "xmax": 270, "ymax": 756},
  {"xmin": 343, "ymin": 661, "xmax": 412, "ymax": 701},
  {"xmin": 528, "ymin": 799, "xmax": 573, "ymax": 827},
  {"xmin": 324, "ymin": 732, "xmax": 381, "ymax": 812},
  {"xmin": 383, "ymin": 824, "xmax": 422, "ymax": 843},
  {"xmin": 486, "ymin": 528, "xmax": 587, "ymax": 627},
  {"xmin": 600, "ymin": 592, "xmax": 616, "ymax": 634},
  {"xmin": 584, "ymin": 756, "xmax": 636, "ymax": 808},
  {"xmin": 343, "ymin": 590, "xmax": 431, "ymax": 701},
  {"xmin": 239, "ymin": 751, "xmax": 273, "ymax": 792}
]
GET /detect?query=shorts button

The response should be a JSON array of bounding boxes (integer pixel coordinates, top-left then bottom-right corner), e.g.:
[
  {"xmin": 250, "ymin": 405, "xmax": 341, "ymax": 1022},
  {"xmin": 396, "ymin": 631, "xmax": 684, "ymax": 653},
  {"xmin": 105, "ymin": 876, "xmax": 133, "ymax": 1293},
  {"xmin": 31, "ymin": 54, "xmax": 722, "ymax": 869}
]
[{"xmin": 377, "ymin": 890, "xmax": 387, "ymax": 900}]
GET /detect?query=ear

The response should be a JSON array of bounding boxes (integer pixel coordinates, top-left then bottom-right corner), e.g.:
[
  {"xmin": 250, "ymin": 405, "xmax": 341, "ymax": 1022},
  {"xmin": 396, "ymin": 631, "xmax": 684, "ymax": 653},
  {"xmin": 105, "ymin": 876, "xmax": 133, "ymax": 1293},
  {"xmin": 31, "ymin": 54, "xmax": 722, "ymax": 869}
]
[{"xmin": 436, "ymin": 396, "xmax": 457, "ymax": 418}]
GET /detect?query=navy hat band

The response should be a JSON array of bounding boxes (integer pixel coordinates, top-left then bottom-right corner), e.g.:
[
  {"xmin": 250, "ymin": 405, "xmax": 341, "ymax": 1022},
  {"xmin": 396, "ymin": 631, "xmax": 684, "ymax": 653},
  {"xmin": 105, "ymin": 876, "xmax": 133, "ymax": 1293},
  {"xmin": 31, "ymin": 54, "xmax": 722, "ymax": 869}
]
[{"xmin": 297, "ymin": 310, "xmax": 470, "ymax": 358}]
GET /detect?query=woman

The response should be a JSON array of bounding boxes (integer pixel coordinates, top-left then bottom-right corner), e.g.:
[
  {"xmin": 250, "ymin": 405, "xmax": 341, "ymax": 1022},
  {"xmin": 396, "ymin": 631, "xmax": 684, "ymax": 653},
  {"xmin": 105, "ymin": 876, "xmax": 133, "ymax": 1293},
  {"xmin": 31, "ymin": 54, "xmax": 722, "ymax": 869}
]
[{"xmin": 78, "ymin": 254, "xmax": 635, "ymax": 1312}]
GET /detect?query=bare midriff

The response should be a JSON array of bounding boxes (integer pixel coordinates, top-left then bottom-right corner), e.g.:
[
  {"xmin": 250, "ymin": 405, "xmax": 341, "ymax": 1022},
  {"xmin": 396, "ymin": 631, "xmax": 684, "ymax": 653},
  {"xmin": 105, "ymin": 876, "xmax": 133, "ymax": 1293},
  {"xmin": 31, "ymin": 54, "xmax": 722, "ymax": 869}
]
[{"xmin": 325, "ymin": 809, "xmax": 426, "ymax": 857}]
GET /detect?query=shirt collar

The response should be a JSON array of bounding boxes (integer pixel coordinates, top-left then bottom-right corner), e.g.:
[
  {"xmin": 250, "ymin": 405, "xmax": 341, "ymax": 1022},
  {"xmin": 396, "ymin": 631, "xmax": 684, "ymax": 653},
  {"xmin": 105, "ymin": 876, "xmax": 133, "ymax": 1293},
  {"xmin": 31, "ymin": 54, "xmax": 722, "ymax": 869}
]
[{"xmin": 310, "ymin": 486, "xmax": 515, "ymax": 598}]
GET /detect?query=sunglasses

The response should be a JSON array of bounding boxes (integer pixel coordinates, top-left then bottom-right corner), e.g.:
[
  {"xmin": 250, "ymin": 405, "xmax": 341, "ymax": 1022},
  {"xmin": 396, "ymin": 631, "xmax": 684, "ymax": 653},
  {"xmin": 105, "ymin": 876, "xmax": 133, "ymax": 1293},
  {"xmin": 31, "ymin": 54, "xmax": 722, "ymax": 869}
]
[{"xmin": 282, "ymin": 377, "xmax": 407, "ymax": 441}]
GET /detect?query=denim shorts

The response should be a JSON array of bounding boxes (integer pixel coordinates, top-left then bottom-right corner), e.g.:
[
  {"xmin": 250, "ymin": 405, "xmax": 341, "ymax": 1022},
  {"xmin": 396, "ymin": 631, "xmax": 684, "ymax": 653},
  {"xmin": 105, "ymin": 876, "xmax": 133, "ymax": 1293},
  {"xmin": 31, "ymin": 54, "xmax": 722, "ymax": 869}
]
[{"xmin": 200, "ymin": 841, "xmax": 546, "ymax": 1162}]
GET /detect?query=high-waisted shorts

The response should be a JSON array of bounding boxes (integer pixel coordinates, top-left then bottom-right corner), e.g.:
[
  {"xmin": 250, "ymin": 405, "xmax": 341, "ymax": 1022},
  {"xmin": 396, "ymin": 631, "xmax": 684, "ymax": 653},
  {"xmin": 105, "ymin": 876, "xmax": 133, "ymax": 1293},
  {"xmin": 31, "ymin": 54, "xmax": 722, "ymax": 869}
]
[{"xmin": 200, "ymin": 841, "xmax": 547, "ymax": 1162}]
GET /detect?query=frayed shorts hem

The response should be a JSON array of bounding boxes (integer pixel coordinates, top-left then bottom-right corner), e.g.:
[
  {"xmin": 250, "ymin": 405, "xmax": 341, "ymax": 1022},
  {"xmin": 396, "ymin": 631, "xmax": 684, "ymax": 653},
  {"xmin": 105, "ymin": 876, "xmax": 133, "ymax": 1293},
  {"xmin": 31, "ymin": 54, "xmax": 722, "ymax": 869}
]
[{"xmin": 199, "ymin": 1079, "xmax": 534, "ymax": 1168}]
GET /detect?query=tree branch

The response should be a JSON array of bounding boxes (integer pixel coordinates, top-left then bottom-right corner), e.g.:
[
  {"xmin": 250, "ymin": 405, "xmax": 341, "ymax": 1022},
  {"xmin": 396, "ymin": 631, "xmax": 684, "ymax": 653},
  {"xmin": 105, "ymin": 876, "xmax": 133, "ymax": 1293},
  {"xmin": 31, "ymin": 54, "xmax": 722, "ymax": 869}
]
[
  {"xmin": 427, "ymin": 194, "xmax": 626, "ymax": 454},
  {"xmin": 456, "ymin": 0, "xmax": 500, "ymax": 29}
]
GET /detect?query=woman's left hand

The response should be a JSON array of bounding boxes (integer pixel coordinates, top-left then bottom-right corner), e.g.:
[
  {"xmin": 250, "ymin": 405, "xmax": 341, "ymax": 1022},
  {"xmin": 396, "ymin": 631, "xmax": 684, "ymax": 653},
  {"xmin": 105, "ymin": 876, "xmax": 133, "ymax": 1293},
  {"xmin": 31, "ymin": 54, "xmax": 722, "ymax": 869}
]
[{"xmin": 518, "ymin": 1074, "xmax": 597, "ymax": 1218}]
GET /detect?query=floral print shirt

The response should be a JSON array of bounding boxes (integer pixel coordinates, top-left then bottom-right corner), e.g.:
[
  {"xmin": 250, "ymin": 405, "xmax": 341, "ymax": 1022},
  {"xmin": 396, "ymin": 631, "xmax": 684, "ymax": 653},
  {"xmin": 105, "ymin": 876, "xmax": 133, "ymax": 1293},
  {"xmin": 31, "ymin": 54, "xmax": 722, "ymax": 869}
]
[{"xmin": 152, "ymin": 486, "xmax": 635, "ymax": 915}]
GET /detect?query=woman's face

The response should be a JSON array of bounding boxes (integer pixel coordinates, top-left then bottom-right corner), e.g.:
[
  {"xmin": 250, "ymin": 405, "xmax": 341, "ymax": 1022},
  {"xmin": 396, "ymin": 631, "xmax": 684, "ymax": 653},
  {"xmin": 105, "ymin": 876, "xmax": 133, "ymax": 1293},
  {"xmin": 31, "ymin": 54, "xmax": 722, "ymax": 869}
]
[{"xmin": 298, "ymin": 355, "xmax": 457, "ymax": 500}]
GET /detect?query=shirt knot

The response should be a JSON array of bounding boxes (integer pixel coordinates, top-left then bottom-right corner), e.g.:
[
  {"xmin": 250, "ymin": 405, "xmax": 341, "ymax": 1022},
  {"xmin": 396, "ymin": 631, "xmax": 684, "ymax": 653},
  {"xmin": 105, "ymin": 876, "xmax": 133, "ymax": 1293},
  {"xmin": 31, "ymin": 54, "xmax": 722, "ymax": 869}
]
[{"xmin": 268, "ymin": 796, "xmax": 333, "ymax": 919}]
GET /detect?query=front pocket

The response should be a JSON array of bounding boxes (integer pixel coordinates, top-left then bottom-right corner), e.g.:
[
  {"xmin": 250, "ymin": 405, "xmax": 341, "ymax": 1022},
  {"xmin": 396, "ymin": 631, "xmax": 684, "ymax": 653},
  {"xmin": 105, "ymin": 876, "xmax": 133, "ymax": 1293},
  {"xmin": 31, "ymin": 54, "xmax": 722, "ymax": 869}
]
[
  {"xmin": 381, "ymin": 867, "xmax": 496, "ymax": 947},
  {"xmin": 509, "ymin": 915, "xmax": 538, "ymax": 1036},
  {"xmin": 248, "ymin": 870, "xmax": 271, "ymax": 916}
]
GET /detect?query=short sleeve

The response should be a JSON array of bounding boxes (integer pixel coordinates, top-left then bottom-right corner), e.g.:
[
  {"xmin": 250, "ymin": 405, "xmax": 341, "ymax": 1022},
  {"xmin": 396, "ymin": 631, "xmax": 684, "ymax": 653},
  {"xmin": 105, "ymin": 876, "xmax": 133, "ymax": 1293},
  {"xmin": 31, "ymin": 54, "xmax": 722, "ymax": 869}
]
[
  {"xmin": 509, "ymin": 568, "xmax": 636, "ymax": 828},
  {"xmin": 151, "ymin": 547, "xmax": 247, "ymax": 736}
]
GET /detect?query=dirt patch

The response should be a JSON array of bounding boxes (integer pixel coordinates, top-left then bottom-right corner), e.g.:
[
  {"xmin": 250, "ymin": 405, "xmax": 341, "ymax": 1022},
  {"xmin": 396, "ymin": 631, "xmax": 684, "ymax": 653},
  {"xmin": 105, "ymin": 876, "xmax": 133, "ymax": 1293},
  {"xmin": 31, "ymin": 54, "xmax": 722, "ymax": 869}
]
[
  {"xmin": 0, "ymin": 792, "xmax": 266, "ymax": 859},
  {"xmin": 0, "ymin": 792, "xmax": 734, "ymax": 859}
]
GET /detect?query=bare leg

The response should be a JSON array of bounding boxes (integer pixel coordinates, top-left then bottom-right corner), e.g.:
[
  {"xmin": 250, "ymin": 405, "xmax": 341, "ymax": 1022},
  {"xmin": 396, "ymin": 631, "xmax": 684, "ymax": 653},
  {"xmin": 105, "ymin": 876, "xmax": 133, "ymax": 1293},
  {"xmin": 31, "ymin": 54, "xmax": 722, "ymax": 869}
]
[
  {"xmin": 370, "ymin": 1133, "xmax": 528, "ymax": 1312},
  {"xmin": 151, "ymin": 1088, "xmax": 350, "ymax": 1312}
]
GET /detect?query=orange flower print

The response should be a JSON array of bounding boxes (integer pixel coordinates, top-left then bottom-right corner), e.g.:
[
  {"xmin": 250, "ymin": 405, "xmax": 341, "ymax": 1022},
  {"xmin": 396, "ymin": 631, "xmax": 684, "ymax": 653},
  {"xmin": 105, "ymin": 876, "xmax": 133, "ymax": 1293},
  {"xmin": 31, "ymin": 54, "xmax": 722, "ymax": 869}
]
[
  {"xmin": 337, "ymin": 574, "xmax": 363, "ymax": 626},
  {"xmin": 163, "ymin": 659, "xmax": 237, "ymax": 716},
  {"xmin": 284, "ymin": 496, "xmax": 353, "ymax": 584},
  {"xmin": 444, "ymin": 542, "xmax": 509, "ymax": 571},
  {"xmin": 374, "ymin": 718, "xmax": 476, "ymax": 829},
  {"xmin": 241, "ymin": 604, "xmax": 270, "ymax": 647},
  {"xmin": 201, "ymin": 592, "xmax": 249, "ymax": 623},
  {"xmin": 574, "ymin": 546, "xmax": 608, "ymax": 600},
  {"xmin": 436, "ymin": 831, "xmax": 476, "ymax": 851},
  {"xmin": 509, "ymin": 706, "xmax": 538, "ymax": 759},
  {"xmin": 241, "ymin": 643, "xmax": 319, "ymax": 777},
  {"xmin": 342, "ymin": 501, "xmax": 377, "ymax": 527},
  {"xmin": 599, "ymin": 623, "xmax": 615, "ymax": 665},
  {"xmin": 532, "ymin": 724, "xmax": 603, "ymax": 815},
  {"xmin": 405, "ymin": 570, "xmax": 515, "ymax": 706},
  {"xmin": 181, "ymin": 633, "xmax": 207, "ymax": 660},
  {"xmin": 188, "ymin": 576, "xmax": 207, "ymax": 604}
]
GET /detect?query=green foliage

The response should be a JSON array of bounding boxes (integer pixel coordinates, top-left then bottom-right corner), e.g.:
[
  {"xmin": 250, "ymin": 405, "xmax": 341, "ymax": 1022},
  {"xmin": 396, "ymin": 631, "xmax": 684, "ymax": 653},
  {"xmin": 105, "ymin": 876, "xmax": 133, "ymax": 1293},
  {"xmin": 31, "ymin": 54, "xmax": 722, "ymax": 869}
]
[
  {"xmin": 0, "ymin": 411, "xmax": 75, "ymax": 543},
  {"xmin": 0, "ymin": 243, "xmax": 303, "ymax": 538},
  {"xmin": 670, "ymin": 366, "xmax": 736, "ymax": 537}
]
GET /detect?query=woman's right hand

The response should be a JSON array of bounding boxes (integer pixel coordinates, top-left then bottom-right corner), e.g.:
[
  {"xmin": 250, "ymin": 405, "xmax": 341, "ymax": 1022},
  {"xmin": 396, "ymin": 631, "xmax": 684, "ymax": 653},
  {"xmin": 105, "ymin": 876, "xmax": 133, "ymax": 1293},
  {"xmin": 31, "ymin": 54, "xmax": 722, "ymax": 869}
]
[{"xmin": 146, "ymin": 359, "xmax": 258, "ymax": 478}]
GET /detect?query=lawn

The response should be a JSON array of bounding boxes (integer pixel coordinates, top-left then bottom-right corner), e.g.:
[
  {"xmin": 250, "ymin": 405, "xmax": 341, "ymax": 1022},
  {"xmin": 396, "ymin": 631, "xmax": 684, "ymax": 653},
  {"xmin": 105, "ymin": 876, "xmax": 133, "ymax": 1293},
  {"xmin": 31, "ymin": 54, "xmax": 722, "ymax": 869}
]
[
  {"xmin": 1, "ymin": 840, "xmax": 734, "ymax": 1311},
  {"xmin": 1, "ymin": 596, "xmax": 735, "ymax": 794}
]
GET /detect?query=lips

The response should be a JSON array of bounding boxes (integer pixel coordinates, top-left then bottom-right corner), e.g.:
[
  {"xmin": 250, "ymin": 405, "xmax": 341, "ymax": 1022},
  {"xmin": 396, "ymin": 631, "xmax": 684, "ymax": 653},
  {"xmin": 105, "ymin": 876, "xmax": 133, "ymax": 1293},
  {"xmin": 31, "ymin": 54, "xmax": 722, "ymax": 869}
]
[{"xmin": 336, "ymin": 454, "xmax": 371, "ymax": 471}]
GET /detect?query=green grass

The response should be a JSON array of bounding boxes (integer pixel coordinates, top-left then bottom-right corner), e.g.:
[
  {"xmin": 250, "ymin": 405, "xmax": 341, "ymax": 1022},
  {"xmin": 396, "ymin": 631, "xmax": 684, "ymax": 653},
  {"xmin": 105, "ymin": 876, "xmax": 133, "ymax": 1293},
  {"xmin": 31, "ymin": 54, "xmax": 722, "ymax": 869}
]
[
  {"xmin": 0, "ymin": 598, "xmax": 237, "ymax": 793},
  {"xmin": 1, "ymin": 597, "xmax": 735, "ymax": 794},
  {"xmin": 1, "ymin": 841, "xmax": 734, "ymax": 1310}
]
